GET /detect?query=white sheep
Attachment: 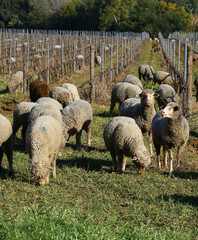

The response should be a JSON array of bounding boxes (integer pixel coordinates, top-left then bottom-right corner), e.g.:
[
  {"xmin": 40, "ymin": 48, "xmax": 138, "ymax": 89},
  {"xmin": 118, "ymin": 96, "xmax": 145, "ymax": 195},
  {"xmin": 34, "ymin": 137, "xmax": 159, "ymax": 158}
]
[
  {"xmin": 49, "ymin": 86, "xmax": 72, "ymax": 107},
  {"xmin": 155, "ymin": 84, "xmax": 176, "ymax": 109},
  {"xmin": 0, "ymin": 114, "xmax": 13, "ymax": 174},
  {"xmin": 7, "ymin": 71, "xmax": 23, "ymax": 94},
  {"xmin": 152, "ymin": 71, "xmax": 174, "ymax": 89},
  {"xmin": 95, "ymin": 55, "xmax": 101, "ymax": 66},
  {"xmin": 119, "ymin": 89, "xmax": 158, "ymax": 156},
  {"xmin": 13, "ymin": 101, "xmax": 38, "ymax": 142},
  {"xmin": 36, "ymin": 97, "xmax": 63, "ymax": 110},
  {"xmin": 138, "ymin": 64, "xmax": 154, "ymax": 82},
  {"xmin": 103, "ymin": 116, "xmax": 151, "ymax": 174},
  {"xmin": 152, "ymin": 102, "xmax": 189, "ymax": 173},
  {"xmin": 123, "ymin": 75, "xmax": 143, "ymax": 89},
  {"xmin": 26, "ymin": 115, "xmax": 63, "ymax": 185},
  {"xmin": 59, "ymin": 83, "xmax": 80, "ymax": 101},
  {"xmin": 110, "ymin": 82, "xmax": 142, "ymax": 114},
  {"xmin": 62, "ymin": 99, "xmax": 93, "ymax": 150}
]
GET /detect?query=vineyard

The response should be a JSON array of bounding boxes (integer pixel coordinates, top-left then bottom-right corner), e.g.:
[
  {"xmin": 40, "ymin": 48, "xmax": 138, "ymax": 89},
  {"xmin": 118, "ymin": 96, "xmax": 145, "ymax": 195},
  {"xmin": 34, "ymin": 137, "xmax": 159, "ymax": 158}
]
[{"xmin": 0, "ymin": 30, "xmax": 197, "ymax": 240}]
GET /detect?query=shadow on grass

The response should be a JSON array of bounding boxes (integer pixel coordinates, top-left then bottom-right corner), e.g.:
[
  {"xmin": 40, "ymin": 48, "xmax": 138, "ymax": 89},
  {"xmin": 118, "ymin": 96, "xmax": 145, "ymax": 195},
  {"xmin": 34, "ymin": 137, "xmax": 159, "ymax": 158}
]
[
  {"xmin": 163, "ymin": 171, "xmax": 198, "ymax": 180},
  {"xmin": 160, "ymin": 194, "xmax": 198, "ymax": 207},
  {"xmin": 66, "ymin": 143, "xmax": 107, "ymax": 153},
  {"xmin": 0, "ymin": 88, "xmax": 7, "ymax": 95},
  {"xmin": 57, "ymin": 156, "xmax": 112, "ymax": 173},
  {"xmin": 14, "ymin": 137, "xmax": 26, "ymax": 152},
  {"xmin": 190, "ymin": 130, "xmax": 198, "ymax": 138}
]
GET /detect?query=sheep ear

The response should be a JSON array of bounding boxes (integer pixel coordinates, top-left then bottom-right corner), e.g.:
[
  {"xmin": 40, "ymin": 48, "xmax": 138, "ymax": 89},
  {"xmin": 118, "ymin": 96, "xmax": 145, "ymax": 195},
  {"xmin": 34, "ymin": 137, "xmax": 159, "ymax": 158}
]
[
  {"xmin": 173, "ymin": 105, "xmax": 179, "ymax": 111},
  {"xmin": 154, "ymin": 93, "xmax": 159, "ymax": 98},
  {"xmin": 132, "ymin": 154, "xmax": 138, "ymax": 160}
]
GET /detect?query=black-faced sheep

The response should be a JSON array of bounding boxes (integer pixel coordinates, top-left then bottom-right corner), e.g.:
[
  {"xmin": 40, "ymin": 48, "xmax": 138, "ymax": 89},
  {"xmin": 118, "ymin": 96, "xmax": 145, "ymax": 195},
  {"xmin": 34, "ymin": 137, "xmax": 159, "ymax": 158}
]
[
  {"xmin": 7, "ymin": 71, "xmax": 23, "ymax": 94},
  {"xmin": 13, "ymin": 102, "xmax": 38, "ymax": 142},
  {"xmin": 26, "ymin": 115, "xmax": 63, "ymax": 185},
  {"xmin": 103, "ymin": 116, "xmax": 151, "ymax": 174},
  {"xmin": 29, "ymin": 80, "xmax": 50, "ymax": 102},
  {"xmin": 0, "ymin": 114, "xmax": 13, "ymax": 174},
  {"xmin": 62, "ymin": 99, "xmax": 93, "ymax": 150},
  {"xmin": 49, "ymin": 86, "xmax": 72, "ymax": 108},
  {"xmin": 59, "ymin": 83, "xmax": 80, "ymax": 101},
  {"xmin": 110, "ymin": 82, "xmax": 142, "ymax": 114},
  {"xmin": 155, "ymin": 84, "xmax": 176, "ymax": 109},
  {"xmin": 152, "ymin": 71, "xmax": 174, "ymax": 89},
  {"xmin": 123, "ymin": 75, "xmax": 143, "ymax": 89},
  {"xmin": 120, "ymin": 89, "xmax": 158, "ymax": 156},
  {"xmin": 138, "ymin": 65, "xmax": 154, "ymax": 82},
  {"xmin": 152, "ymin": 102, "xmax": 189, "ymax": 173}
]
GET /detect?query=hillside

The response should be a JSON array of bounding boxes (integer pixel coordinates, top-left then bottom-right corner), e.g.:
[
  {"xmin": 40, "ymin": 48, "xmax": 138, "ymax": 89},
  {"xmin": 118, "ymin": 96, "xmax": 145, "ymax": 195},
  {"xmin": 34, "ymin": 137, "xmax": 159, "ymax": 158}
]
[{"xmin": 0, "ymin": 41, "xmax": 197, "ymax": 240}]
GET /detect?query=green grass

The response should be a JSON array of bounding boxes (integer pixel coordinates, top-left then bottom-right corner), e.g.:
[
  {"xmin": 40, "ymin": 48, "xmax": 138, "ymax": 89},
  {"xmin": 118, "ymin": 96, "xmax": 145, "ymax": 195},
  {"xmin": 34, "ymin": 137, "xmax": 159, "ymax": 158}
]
[{"xmin": 0, "ymin": 41, "xmax": 197, "ymax": 240}]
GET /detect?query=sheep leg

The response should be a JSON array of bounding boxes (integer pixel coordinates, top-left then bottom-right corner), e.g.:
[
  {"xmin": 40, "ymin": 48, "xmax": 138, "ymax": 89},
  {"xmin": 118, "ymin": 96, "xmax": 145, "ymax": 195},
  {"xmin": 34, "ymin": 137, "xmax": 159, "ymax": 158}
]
[
  {"xmin": 76, "ymin": 130, "xmax": 82, "ymax": 151},
  {"xmin": 154, "ymin": 142, "xmax": 161, "ymax": 170},
  {"xmin": 163, "ymin": 148, "xmax": 168, "ymax": 169},
  {"xmin": 117, "ymin": 153, "xmax": 126, "ymax": 173},
  {"xmin": 110, "ymin": 151, "xmax": 117, "ymax": 172},
  {"xmin": 176, "ymin": 145, "xmax": 184, "ymax": 172},
  {"xmin": 148, "ymin": 131, "xmax": 153, "ymax": 156},
  {"xmin": 51, "ymin": 155, "xmax": 57, "ymax": 178},
  {"xmin": 86, "ymin": 122, "xmax": 92, "ymax": 146},
  {"xmin": 4, "ymin": 136, "xmax": 13, "ymax": 174},
  {"xmin": 109, "ymin": 101, "xmax": 115, "ymax": 114},
  {"xmin": 168, "ymin": 149, "xmax": 173, "ymax": 173},
  {"xmin": 0, "ymin": 147, "xmax": 4, "ymax": 170}
]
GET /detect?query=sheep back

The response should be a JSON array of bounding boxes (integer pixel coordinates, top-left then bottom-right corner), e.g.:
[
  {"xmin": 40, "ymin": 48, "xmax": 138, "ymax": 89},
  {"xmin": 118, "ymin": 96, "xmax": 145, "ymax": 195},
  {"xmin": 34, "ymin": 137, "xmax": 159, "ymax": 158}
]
[
  {"xmin": 49, "ymin": 86, "xmax": 72, "ymax": 107},
  {"xmin": 29, "ymin": 80, "xmax": 50, "ymax": 102},
  {"xmin": 155, "ymin": 84, "xmax": 176, "ymax": 109},
  {"xmin": 59, "ymin": 83, "xmax": 80, "ymax": 101},
  {"xmin": 7, "ymin": 71, "xmax": 23, "ymax": 94},
  {"xmin": 123, "ymin": 75, "xmax": 143, "ymax": 89},
  {"xmin": 153, "ymin": 71, "xmax": 174, "ymax": 86},
  {"xmin": 36, "ymin": 97, "xmax": 63, "ymax": 110}
]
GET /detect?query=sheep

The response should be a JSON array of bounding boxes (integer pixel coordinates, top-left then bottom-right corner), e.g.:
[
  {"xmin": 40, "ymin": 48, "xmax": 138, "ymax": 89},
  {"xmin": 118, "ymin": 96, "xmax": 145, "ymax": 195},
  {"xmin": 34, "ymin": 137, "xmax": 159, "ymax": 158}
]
[
  {"xmin": 120, "ymin": 89, "xmax": 158, "ymax": 156},
  {"xmin": 0, "ymin": 114, "xmax": 13, "ymax": 174},
  {"xmin": 59, "ymin": 83, "xmax": 80, "ymax": 101},
  {"xmin": 95, "ymin": 55, "xmax": 101, "ymax": 66},
  {"xmin": 49, "ymin": 86, "xmax": 72, "ymax": 107},
  {"xmin": 76, "ymin": 55, "xmax": 84, "ymax": 62},
  {"xmin": 103, "ymin": 116, "xmax": 151, "ymax": 174},
  {"xmin": 6, "ymin": 71, "xmax": 23, "ymax": 94},
  {"xmin": 155, "ymin": 84, "xmax": 176, "ymax": 109},
  {"xmin": 123, "ymin": 75, "xmax": 143, "ymax": 89},
  {"xmin": 29, "ymin": 80, "xmax": 50, "ymax": 102},
  {"xmin": 28, "ymin": 104, "xmax": 63, "ymax": 127},
  {"xmin": 110, "ymin": 82, "xmax": 142, "ymax": 114},
  {"xmin": 62, "ymin": 99, "xmax": 93, "ymax": 150},
  {"xmin": 152, "ymin": 71, "xmax": 174, "ymax": 89},
  {"xmin": 194, "ymin": 76, "xmax": 198, "ymax": 101},
  {"xmin": 13, "ymin": 102, "xmax": 38, "ymax": 142},
  {"xmin": 36, "ymin": 97, "xmax": 63, "ymax": 110},
  {"xmin": 152, "ymin": 102, "xmax": 189, "ymax": 173},
  {"xmin": 138, "ymin": 64, "xmax": 154, "ymax": 82},
  {"xmin": 26, "ymin": 115, "xmax": 63, "ymax": 185}
]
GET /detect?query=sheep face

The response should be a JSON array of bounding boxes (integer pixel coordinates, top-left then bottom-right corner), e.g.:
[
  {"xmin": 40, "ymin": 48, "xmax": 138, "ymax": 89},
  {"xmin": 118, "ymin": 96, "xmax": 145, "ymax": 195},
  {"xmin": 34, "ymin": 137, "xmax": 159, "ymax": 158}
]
[
  {"xmin": 133, "ymin": 148, "xmax": 151, "ymax": 174},
  {"xmin": 161, "ymin": 102, "xmax": 180, "ymax": 119},
  {"xmin": 39, "ymin": 175, "xmax": 49, "ymax": 186},
  {"xmin": 139, "ymin": 90, "xmax": 158, "ymax": 107}
]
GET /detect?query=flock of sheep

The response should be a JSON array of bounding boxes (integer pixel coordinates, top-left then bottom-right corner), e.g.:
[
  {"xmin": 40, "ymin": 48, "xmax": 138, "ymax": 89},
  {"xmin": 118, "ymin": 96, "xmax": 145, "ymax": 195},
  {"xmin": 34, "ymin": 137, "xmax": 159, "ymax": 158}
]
[{"xmin": 0, "ymin": 63, "xmax": 191, "ymax": 185}]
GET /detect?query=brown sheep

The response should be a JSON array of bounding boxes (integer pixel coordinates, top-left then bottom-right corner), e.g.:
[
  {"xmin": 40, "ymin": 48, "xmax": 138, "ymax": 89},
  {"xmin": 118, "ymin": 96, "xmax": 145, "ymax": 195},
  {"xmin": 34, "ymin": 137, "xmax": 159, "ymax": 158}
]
[{"xmin": 29, "ymin": 80, "xmax": 50, "ymax": 102}]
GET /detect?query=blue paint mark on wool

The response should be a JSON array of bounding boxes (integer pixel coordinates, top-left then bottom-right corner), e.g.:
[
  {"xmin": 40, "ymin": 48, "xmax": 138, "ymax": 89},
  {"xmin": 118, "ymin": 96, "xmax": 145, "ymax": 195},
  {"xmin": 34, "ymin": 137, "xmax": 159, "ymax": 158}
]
[{"xmin": 39, "ymin": 126, "xmax": 47, "ymax": 132}]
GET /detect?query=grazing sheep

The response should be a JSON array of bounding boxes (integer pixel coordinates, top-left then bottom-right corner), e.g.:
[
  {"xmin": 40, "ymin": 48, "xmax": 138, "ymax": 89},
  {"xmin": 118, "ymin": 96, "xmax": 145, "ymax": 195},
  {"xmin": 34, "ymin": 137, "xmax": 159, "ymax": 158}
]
[
  {"xmin": 194, "ymin": 76, "xmax": 198, "ymax": 101},
  {"xmin": 59, "ymin": 83, "xmax": 80, "ymax": 101},
  {"xmin": 62, "ymin": 99, "xmax": 93, "ymax": 150},
  {"xmin": 110, "ymin": 82, "xmax": 142, "ymax": 114},
  {"xmin": 28, "ymin": 104, "xmax": 63, "ymax": 127},
  {"xmin": 76, "ymin": 55, "xmax": 84, "ymax": 61},
  {"xmin": 0, "ymin": 114, "xmax": 13, "ymax": 174},
  {"xmin": 26, "ymin": 115, "xmax": 63, "ymax": 185},
  {"xmin": 152, "ymin": 102, "xmax": 189, "ymax": 173},
  {"xmin": 29, "ymin": 80, "xmax": 50, "ymax": 102},
  {"xmin": 103, "ymin": 116, "xmax": 151, "ymax": 174},
  {"xmin": 7, "ymin": 71, "xmax": 23, "ymax": 94},
  {"xmin": 155, "ymin": 84, "xmax": 176, "ymax": 109},
  {"xmin": 13, "ymin": 102, "xmax": 38, "ymax": 142},
  {"xmin": 49, "ymin": 86, "xmax": 72, "ymax": 107},
  {"xmin": 36, "ymin": 97, "xmax": 63, "ymax": 110},
  {"xmin": 152, "ymin": 71, "xmax": 174, "ymax": 89},
  {"xmin": 123, "ymin": 75, "xmax": 143, "ymax": 89},
  {"xmin": 138, "ymin": 64, "xmax": 154, "ymax": 82},
  {"xmin": 95, "ymin": 55, "xmax": 101, "ymax": 66},
  {"xmin": 120, "ymin": 89, "xmax": 158, "ymax": 156}
]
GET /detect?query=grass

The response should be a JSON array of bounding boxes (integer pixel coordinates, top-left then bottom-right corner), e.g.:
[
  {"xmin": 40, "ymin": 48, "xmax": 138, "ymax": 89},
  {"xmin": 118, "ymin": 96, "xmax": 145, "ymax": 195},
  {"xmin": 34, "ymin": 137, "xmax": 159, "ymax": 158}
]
[{"xmin": 0, "ymin": 41, "xmax": 197, "ymax": 240}]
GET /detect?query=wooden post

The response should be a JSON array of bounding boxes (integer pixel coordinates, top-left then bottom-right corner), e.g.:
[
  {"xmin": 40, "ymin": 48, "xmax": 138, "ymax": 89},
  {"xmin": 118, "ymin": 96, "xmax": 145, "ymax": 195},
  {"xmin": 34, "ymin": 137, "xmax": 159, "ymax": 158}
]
[
  {"xmin": 23, "ymin": 43, "xmax": 27, "ymax": 94},
  {"xmin": 90, "ymin": 45, "xmax": 95, "ymax": 103},
  {"xmin": 186, "ymin": 44, "xmax": 193, "ymax": 116}
]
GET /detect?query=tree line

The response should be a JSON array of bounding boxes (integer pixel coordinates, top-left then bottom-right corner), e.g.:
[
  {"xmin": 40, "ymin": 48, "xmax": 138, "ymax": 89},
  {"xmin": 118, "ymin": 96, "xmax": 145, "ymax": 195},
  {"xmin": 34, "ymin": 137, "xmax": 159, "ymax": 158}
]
[{"xmin": 0, "ymin": 0, "xmax": 197, "ymax": 38}]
